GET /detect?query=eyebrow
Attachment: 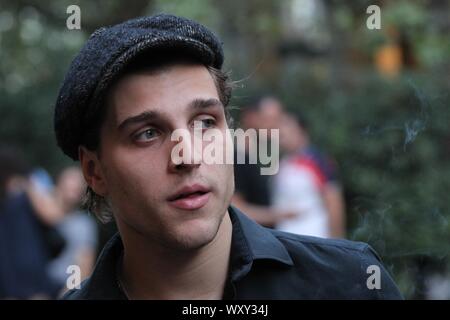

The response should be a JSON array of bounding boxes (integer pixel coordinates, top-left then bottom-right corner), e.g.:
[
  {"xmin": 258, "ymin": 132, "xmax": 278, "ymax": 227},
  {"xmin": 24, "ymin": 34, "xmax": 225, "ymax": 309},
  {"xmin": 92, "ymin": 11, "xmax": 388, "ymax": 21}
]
[{"xmin": 117, "ymin": 98, "xmax": 223, "ymax": 131}]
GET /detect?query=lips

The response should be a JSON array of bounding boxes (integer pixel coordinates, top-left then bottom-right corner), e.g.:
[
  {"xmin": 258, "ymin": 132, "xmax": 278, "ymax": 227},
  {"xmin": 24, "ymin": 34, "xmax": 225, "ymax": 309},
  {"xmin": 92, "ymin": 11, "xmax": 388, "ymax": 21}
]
[{"xmin": 167, "ymin": 184, "xmax": 211, "ymax": 210}]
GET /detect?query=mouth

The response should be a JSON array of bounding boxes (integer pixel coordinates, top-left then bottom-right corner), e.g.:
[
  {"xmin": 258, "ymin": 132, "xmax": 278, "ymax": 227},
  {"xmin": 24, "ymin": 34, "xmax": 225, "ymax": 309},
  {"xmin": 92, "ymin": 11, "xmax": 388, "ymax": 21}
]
[{"xmin": 167, "ymin": 184, "xmax": 211, "ymax": 210}]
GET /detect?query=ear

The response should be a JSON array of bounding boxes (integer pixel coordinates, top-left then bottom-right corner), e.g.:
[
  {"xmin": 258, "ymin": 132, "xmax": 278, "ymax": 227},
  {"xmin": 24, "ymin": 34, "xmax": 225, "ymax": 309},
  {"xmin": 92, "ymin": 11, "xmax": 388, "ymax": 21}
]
[{"xmin": 79, "ymin": 146, "xmax": 108, "ymax": 197}]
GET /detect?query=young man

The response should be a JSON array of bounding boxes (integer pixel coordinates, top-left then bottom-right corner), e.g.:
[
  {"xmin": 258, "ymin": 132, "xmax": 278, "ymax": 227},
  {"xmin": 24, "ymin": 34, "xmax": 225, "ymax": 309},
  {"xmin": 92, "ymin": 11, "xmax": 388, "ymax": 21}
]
[{"xmin": 55, "ymin": 14, "xmax": 402, "ymax": 299}]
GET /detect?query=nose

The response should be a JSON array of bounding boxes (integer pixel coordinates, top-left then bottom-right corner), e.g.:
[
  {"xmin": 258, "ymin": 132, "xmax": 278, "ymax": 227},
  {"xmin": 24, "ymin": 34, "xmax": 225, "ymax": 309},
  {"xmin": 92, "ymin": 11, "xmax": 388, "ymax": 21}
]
[{"xmin": 168, "ymin": 128, "xmax": 202, "ymax": 173}]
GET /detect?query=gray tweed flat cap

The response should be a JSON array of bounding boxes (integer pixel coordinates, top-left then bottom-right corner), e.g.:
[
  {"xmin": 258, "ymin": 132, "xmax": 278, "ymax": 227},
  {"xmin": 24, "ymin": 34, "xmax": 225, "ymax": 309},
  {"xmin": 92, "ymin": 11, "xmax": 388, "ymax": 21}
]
[{"xmin": 54, "ymin": 13, "xmax": 224, "ymax": 160}]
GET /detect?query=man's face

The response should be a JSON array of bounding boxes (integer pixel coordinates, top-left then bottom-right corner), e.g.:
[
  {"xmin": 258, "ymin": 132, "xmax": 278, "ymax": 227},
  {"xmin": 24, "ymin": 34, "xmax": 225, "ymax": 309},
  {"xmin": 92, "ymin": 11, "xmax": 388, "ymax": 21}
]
[
  {"xmin": 279, "ymin": 115, "xmax": 309, "ymax": 154},
  {"xmin": 258, "ymin": 97, "xmax": 283, "ymax": 131},
  {"xmin": 242, "ymin": 97, "xmax": 283, "ymax": 138},
  {"xmin": 90, "ymin": 63, "xmax": 234, "ymax": 251}
]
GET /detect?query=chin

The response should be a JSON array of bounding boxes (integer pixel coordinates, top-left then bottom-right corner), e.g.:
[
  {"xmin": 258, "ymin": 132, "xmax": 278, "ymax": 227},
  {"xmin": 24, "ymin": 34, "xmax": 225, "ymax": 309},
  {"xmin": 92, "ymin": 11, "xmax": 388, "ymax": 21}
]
[{"xmin": 167, "ymin": 216, "xmax": 223, "ymax": 251}]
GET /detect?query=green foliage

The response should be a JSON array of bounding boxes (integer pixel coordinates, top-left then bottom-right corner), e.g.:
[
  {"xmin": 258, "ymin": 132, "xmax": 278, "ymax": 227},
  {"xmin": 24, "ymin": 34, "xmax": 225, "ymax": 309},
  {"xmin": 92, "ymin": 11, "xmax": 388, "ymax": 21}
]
[{"xmin": 277, "ymin": 67, "xmax": 449, "ymax": 298}]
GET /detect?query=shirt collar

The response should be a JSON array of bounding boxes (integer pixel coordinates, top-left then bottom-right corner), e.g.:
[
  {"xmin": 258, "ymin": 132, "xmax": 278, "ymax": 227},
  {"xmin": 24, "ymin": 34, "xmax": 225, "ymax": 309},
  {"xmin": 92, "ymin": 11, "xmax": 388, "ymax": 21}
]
[
  {"xmin": 84, "ymin": 205, "xmax": 293, "ymax": 298},
  {"xmin": 83, "ymin": 232, "xmax": 125, "ymax": 299},
  {"xmin": 227, "ymin": 205, "xmax": 294, "ymax": 281}
]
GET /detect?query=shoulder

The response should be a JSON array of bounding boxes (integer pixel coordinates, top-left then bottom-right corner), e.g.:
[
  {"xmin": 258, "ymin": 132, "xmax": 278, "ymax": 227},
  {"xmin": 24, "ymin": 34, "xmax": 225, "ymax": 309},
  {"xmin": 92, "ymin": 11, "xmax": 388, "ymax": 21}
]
[
  {"xmin": 269, "ymin": 230, "xmax": 403, "ymax": 299},
  {"xmin": 275, "ymin": 231, "xmax": 384, "ymax": 273},
  {"xmin": 273, "ymin": 229, "xmax": 370, "ymax": 254}
]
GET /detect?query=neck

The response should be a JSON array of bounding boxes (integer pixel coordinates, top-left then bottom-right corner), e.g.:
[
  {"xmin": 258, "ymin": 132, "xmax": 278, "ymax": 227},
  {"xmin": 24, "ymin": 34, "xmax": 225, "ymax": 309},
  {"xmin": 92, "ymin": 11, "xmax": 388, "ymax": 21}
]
[{"xmin": 119, "ymin": 212, "xmax": 233, "ymax": 299}]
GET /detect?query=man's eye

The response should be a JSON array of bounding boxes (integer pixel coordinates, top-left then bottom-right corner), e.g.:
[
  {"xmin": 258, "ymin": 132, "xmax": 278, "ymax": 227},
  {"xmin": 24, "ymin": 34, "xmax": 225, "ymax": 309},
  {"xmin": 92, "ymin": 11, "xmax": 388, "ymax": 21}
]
[
  {"xmin": 197, "ymin": 118, "xmax": 216, "ymax": 129},
  {"xmin": 134, "ymin": 128, "xmax": 160, "ymax": 142}
]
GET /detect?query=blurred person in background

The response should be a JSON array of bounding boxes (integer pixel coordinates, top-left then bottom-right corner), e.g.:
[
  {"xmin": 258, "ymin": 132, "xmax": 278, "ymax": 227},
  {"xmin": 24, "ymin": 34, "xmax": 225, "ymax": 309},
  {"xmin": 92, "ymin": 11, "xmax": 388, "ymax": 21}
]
[
  {"xmin": 272, "ymin": 113, "xmax": 346, "ymax": 238},
  {"xmin": 48, "ymin": 166, "xmax": 97, "ymax": 294},
  {"xmin": 0, "ymin": 145, "xmax": 62, "ymax": 299},
  {"xmin": 232, "ymin": 96, "xmax": 296, "ymax": 227}
]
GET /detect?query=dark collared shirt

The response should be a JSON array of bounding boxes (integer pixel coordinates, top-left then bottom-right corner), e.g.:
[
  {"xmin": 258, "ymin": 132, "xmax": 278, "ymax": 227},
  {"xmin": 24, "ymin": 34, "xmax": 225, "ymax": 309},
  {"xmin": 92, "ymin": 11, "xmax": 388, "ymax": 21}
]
[{"xmin": 63, "ymin": 206, "xmax": 402, "ymax": 299}]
